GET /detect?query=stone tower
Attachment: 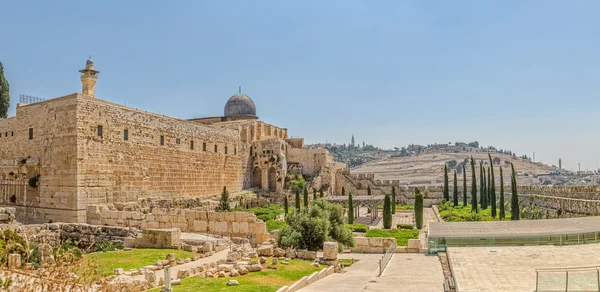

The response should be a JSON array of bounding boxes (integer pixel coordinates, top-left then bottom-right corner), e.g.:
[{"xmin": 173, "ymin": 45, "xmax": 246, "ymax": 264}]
[{"xmin": 79, "ymin": 56, "xmax": 100, "ymax": 97}]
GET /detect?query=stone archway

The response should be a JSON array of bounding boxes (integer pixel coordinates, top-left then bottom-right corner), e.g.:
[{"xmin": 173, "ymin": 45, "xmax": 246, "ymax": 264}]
[
  {"xmin": 268, "ymin": 167, "xmax": 277, "ymax": 192},
  {"xmin": 253, "ymin": 167, "xmax": 262, "ymax": 189}
]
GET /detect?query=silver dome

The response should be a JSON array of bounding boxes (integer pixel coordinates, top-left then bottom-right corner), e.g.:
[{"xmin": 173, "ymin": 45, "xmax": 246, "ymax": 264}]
[{"xmin": 224, "ymin": 94, "xmax": 257, "ymax": 117}]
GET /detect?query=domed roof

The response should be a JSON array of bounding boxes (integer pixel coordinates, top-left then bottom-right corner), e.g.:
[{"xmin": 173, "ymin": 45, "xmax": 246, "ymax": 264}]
[
  {"xmin": 86, "ymin": 56, "xmax": 94, "ymax": 65},
  {"xmin": 224, "ymin": 93, "xmax": 257, "ymax": 117}
]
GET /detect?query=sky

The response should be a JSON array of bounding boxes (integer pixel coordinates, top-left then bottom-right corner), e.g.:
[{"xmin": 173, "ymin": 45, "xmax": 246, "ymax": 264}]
[{"xmin": 1, "ymin": 0, "xmax": 599, "ymax": 171}]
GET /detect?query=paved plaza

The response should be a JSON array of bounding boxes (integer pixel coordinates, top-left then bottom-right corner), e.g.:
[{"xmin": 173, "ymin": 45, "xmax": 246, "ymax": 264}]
[
  {"xmin": 366, "ymin": 254, "xmax": 445, "ymax": 291},
  {"xmin": 448, "ymin": 245, "xmax": 600, "ymax": 292}
]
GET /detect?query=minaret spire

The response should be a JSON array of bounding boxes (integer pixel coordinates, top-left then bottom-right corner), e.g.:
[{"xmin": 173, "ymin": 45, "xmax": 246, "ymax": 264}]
[{"xmin": 79, "ymin": 57, "xmax": 100, "ymax": 97}]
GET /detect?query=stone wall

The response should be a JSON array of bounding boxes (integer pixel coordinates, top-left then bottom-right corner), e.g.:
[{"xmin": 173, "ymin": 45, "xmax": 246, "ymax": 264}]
[
  {"xmin": 336, "ymin": 172, "xmax": 444, "ymax": 206},
  {"xmin": 350, "ymin": 237, "xmax": 397, "ymax": 253},
  {"xmin": 518, "ymin": 186, "xmax": 600, "ymax": 200},
  {"xmin": 0, "ymin": 94, "xmax": 79, "ymax": 223},
  {"xmin": 287, "ymin": 148, "xmax": 333, "ymax": 177},
  {"xmin": 87, "ymin": 205, "xmax": 270, "ymax": 244},
  {"xmin": 76, "ymin": 95, "xmax": 244, "ymax": 207},
  {"xmin": 520, "ymin": 194, "xmax": 600, "ymax": 218}
]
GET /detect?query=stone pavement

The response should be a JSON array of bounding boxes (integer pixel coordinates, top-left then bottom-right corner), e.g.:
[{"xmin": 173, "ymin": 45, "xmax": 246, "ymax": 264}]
[
  {"xmin": 419, "ymin": 207, "xmax": 439, "ymax": 246},
  {"xmin": 296, "ymin": 253, "xmax": 381, "ymax": 292},
  {"xmin": 448, "ymin": 245, "xmax": 600, "ymax": 292},
  {"xmin": 365, "ymin": 254, "xmax": 445, "ymax": 291}
]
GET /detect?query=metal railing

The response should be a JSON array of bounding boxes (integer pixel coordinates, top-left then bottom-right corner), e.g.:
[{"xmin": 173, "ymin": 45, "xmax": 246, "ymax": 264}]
[
  {"xmin": 536, "ymin": 265, "xmax": 600, "ymax": 292},
  {"xmin": 19, "ymin": 94, "xmax": 46, "ymax": 105},
  {"xmin": 378, "ymin": 241, "xmax": 395, "ymax": 276}
]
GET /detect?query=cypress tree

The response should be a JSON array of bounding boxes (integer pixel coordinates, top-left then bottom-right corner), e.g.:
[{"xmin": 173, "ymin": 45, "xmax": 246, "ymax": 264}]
[
  {"xmin": 480, "ymin": 163, "xmax": 486, "ymax": 209},
  {"xmin": 488, "ymin": 155, "xmax": 496, "ymax": 218},
  {"xmin": 342, "ymin": 186, "xmax": 346, "ymax": 197},
  {"xmin": 313, "ymin": 188, "xmax": 317, "ymax": 200},
  {"xmin": 487, "ymin": 167, "xmax": 491, "ymax": 206},
  {"xmin": 443, "ymin": 164, "xmax": 450, "ymax": 202},
  {"xmin": 415, "ymin": 188, "xmax": 424, "ymax": 229},
  {"xmin": 463, "ymin": 164, "xmax": 467, "ymax": 207},
  {"xmin": 510, "ymin": 163, "xmax": 520, "ymax": 220},
  {"xmin": 348, "ymin": 192, "xmax": 354, "ymax": 224},
  {"xmin": 383, "ymin": 194, "xmax": 392, "ymax": 229},
  {"xmin": 391, "ymin": 186, "xmax": 396, "ymax": 214},
  {"xmin": 303, "ymin": 187, "xmax": 309, "ymax": 208},
  {"xmin": 499, "ymin": 167, "xmax": 505, "ymax": 220},
  {"xmin": 0, "ymin": 62, "xmax": 10, "ymax": 119},
  {"xmin": 319, "ymin": 187, "xmax": 324, "ymax": 198},
  {"xmin": 470, "ymin": 157, "xmax": 478, "ymax": 213},
  {"xmin": 295, "ymin": 188, "xmax": 301, "ymax": 211},
  {"xmin": 284, "ymin": 195, "xmax": 289, "ymax": 215},
  {"xmin": 453, "ymin": 170, "xmax": 458, "ymax": 207},
  {"xmin": 218, "ymin": 186, "xmax": 230, "ymax": 212}
]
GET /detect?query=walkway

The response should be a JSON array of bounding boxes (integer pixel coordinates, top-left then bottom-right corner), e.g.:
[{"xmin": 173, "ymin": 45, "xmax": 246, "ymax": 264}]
[
  {"xmin": 366, "ymin": 254, "xmax": 445, "ymax": 291},
  {"xmin": 420, "ymin": 207, "xmax": 439, "ymax": 246},
  {"xmin": 296, "ymin": 253, "xmax": 380, "ymax": 292}
]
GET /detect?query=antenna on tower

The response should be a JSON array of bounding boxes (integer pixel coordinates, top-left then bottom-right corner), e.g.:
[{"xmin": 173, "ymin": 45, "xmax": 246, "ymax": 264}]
[{"xmin": 238, "ymin": 86, "xmax": 241, "ymax": 94}]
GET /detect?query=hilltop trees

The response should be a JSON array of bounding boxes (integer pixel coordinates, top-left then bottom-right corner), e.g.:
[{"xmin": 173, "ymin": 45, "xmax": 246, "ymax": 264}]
[
  {"xmin": 510, "ymin": 163, "xmax": 520, "ymax": 220},
  {"xmin": 453, "ymin": 170, "xmax": 458, "ymax": 206},
  {"xmin": 383, "ymin": 194, "xmax": 392, "ymax": 229},
  {"xmin": 443, "ymin": 164, "xmax": 450, "ymax": 201},
  {"xmin": 391, "ymin": 186, "xmax": 396, "ymax": 214},
  {"xmin": 347, "ymin": 192, "xmax": 354, "ymax": 224},
  {"xmin": 217, "ymin": 186, "xmax": 230, "ymax": 212},
  {"xmin": 499, "ymin": 167, "xmax": 505, "ymax": 220},
  {"xmin": 0, "ymin": 62, "xmax": 10, "ymax": 119},
  {"xmin": 470, "ymin": 157, "xmax": 478, "ymax": 213},
  {"xmin": 415, "ymin": 188, "xmax": 424, "ymax": 229},
  {"xmin": 488, "ymin": 154, "xmax": 497, "ymax": 218},
  {"xmin": 462, "ymin": 165, "xmax": 467, "ymax": 206}
]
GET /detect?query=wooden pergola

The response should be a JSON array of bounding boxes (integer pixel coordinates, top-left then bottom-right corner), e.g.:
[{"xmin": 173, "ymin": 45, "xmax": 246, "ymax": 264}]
[{"xmin": 325, "ymin": 195, "xmax": 385, "ymax": 222}]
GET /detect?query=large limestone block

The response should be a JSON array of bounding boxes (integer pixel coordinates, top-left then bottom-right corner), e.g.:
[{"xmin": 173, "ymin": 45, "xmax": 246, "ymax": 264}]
[
  {"xmin": 257, "ymin": 245, "xmax": 273, "ymax": 257},
  {"xmin": 193, "ymin": 220, "xmax": 207, "ymax": 232},
  {"xmin": 238, "ymin": 222, "xmax": 248, "ymax": 234},
  {"xmin": 215, "ymin": 222, "xmax": 228, "ymax": 234},
  {"xmin": 354, "ymin": 237, "xmax": 369, "ymax": 247},
  {"xmin": 369, "ymin": 237, "xmax": 383, "ymax": 248},
  {"xmin": 407, "ymin": 239, "xmax": 420, "ymax": 249},
  {"xmin": 323, "ymin": 242, "xmax": 338, "ymax": 261}
]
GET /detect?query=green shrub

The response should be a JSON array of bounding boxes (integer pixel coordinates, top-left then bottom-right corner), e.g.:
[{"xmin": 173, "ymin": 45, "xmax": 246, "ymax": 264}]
[
  {"xmin": 396, "ymin": 223, "xmax": 414, "ymax": 229},
  {"xmin": 94, "ymin": 240, "xmax": 124, "ymax": 253},
  {"xmin": 234, "ymin": 204, "xmax": 284, "ymax": 222},
  {"xmin": 278, "ymin": 199, "xmax": 354, "ymax": 251},
  {"xmin": 345, "ymin": 224, "xmax": 368, "ymax": 233},
  {"xmin": 397, "ymin": 205, "xmax": 414, "ymax": 210},
  {"xmin": 383, "ymin": 194, "xmax": 392, "ymax": 229},
  {"xmin": 266, "ymin": 220, "xmax": 287, "ymax": 232}
]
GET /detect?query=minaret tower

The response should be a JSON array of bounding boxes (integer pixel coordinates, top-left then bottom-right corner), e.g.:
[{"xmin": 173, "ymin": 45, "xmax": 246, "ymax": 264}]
[{"xmin": 79, "ymin": 56, "xmax": 100, "ymax": 97}]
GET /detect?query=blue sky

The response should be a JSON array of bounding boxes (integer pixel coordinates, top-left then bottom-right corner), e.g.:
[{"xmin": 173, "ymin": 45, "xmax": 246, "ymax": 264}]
[{"xmin": 1, "ymin": 0, "xmax": 599, "ymax": 171}]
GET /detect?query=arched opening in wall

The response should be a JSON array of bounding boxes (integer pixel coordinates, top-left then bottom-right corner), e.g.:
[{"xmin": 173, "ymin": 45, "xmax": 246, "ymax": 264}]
[
  {"xmin": 268, "ymin": 167, "xmax": 277, "ymax": 192},
  {"xmin": 253, "ymin": 167, "xmax": 262, "ymax": 189}
]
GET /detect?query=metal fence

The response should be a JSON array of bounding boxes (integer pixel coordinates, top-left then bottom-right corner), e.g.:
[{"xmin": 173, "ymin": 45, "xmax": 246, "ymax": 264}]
[
  {"xmin": 536, "ymin": 265, "xmax": 600, "ymax": 292},
  {"xmin": 19, "ymin": 94, "xmax": 46, "ymax": 105},
  {"xmin": 378, "ymin": 241, "xmax": 395, "ymax": 276}
]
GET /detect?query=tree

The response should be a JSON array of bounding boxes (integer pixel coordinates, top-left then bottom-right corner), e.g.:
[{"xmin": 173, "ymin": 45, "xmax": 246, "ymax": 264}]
[
  {"xmin": 391, "ymin": 186, "xmax": 396, "ymax": 214},
  {"xmin": 383, "ymin": 194, "xmax": 392, "ymax": 229},
  {"xmin": 493, "ymin": 156, "xmax": 501, "ymax": 165},
  {"xmin": 470, "ymin": 157, "xmax": 478, "ymax": 213},
  {"xmin": 499, "ymin": 167, "xmax": 505, "ymax": 220},
  {"xmin": 347, "ymin": 192, "xmax": 354, "ymax": 224},
  {"xmin": 468, "ymin": 141, "xmax": 479, "ymax": 148},
  {"xmin": 290, "ymin": 174, "xmax": 306, "ymax": 194},
  {"xmin": 278, "ymin": 199, "xmax": 355, "ymax": 251},
  {"xmin": 217, "ymin": 186, "xmax": 230, "ymax": 212},
  {"xmin": 480, "ymin": 162, "xmax": 487, "ymax": 209},
  {"xmin": 295, "ymin": 189, "xmax": 301, "ymax": 211},
  {"xmin": 313, "ymin": 188, "xmax": 317, "ymax": 200},
  {"xmin": 489, "ymin": 153, "xmax": 497, "ymax": 218},
  {"xmin": 0, "ymin": 62, "xmax": 10, "ymax": 119},
  {"xmin": 443, "ymin": 164, "xmax": 450, "ymax": 202},
  {"xmin": 463, "ymin": 165, "xmax": 467, "ymax": 207},
  {"xmin": 303, "ymin": 188, "xmax": 309, "ymax": 208},
  {"xmin": 510, "ymin": 163, "xmax": 520, "ymax": 220},
  {"xmin": 453, "ymin": 170, "xmax": 458, "ymax": 207},
  {"xmin": 284, "ymin": 195, "xmax": 289, "ymax": 215},
  {"xmin": 415, "ymin": 188, "xmax": 424, "ymax": 229},
  {"xmin": 319, "ymin": 187, "xmax": 324, "ymax": 198}
]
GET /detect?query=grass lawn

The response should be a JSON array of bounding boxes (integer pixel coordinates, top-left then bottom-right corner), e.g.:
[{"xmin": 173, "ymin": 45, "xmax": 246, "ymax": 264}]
[
  {"xmin": 85, "ymin": 248, "xmax": 196, "ymax": 277},
  {"xmin": 149, "ymin": 258, "xmax": 322, "ymax": 292},
  {"xmin": 266, "ymin": 219, "xmax": 287, "ymax": 232},
  {"xmin": 366, "ymin": 229, "xmax": 419, "ymax": 246},
  {"xmin": 378, "ymin": 204, "xmax": 414, "ymax": 211},
  {"xmin": 439, "ymin": 203, "xmax": 511, "ymax": 222},
  {"xmin": 234, "ymin": 204, "xmax": 284, "ymax": 222}
]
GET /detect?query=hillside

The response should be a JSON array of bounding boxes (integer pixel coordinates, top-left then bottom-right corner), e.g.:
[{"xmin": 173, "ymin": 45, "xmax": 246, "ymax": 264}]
[{"xmin": 351, "ymin": 150, "xmax": 556, "ymax": 185}]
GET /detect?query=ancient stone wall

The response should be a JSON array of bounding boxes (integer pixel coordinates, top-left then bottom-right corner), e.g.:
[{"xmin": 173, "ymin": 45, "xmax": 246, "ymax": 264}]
[
  {"xmin": 0, "ymin": 94, "xmax": 79, "ymax": 223},
  {"xmin": 350, "ymin": 237, "xmax": 397, "ymax": 253},
  {"xmin": 287, "ymin": 148, "xmax": 333, "ymax": 177},
  {"xmin": 86, "ymin": 205, "xmax": 270, "ymax": 244},
  {"xmin": 335, "ymin": 172, "xmax": 444, "ymax": 206},
  {"xmin": 518, "ymin": 186, "xmax": 600, "ymax": 200},
  {"xmin": 520, "ymin": 194, "xmax": 600, "ymax": 218},
  {"xmin": 76, "ymin": 95, "xmax": 244, "ymax": 208}
]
